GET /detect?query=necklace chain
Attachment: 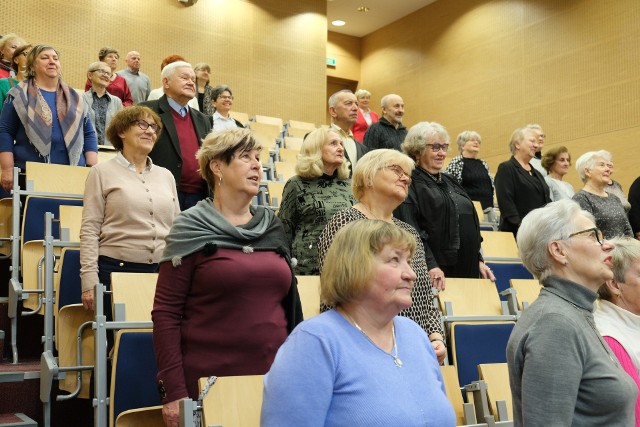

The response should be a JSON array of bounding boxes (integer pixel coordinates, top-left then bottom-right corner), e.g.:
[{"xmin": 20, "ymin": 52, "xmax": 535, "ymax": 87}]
[{"xmin": 342, "ymin": 311, "xmax": 403, "ymax": 368}]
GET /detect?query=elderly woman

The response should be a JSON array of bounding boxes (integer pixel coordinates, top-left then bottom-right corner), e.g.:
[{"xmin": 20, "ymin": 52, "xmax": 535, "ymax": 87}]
[
  {"xmin": 595, "ymin": 237, "xmax": 640, "ymax": 426},
  {"xmin": 507, "ymin": 199, "xmax": 637, "ymax": 426},
  {"xmin": 0, "ymin": 44, "xmax": 31, "ymax": 110},
  {"xmin": 542, "ymin": 146, "xmax": 574, "ymax": 201},
  {"xmin": 350, "ymin": 89, "xmax": 379, "ymax": 143},
  {"xmin": 80, "ymin": 106, "xmax": 178, "ymax": 310},
  {"xmin": 495, "ymin": 127, "xmax": 551, "ymax": 236},
  {"xmin": 0, "ymin": 33, "xmax": 26, "ymax": 78},
  {"xmin": 152, "ymin": 128, "xmax": 302, "ymax": 427},
  {"xmin": 0, "ymin": 45, "xmax": 98, "ymax": 192},
  {"xmin": 396, "ymin": 122, "xmax": 494, "ymax": 281},
  {"xmin": 572, "ymin": 150, "xmax": 632, "ymax": 239},
  {"xmin": 262, "ymin": 220, "xmax": 456, "ymax": 426},
  {"xmin": 82, "ymin": 61, "xmax": 124, "ymax": 146},
  {"xmin": 318, "ymin": 149, "xmax": 446, "ymax": 363},
  {"xmin": 211, "ymin": 85, "xmax": 243, "ymax": 130},
  {"xmin": 443, "ymin": 130, "xmax": 494, "ymax": 210},
  {"xmin": 194, "ymin": 63, "xmax": 214, "ymax": 115},
  {"xmin": 278, "ymin": 127, "xmax": 354, "ymax": 274},
  {"xmin": 84, "ymin": 47, "xmax": 133, "ymax": 106}
]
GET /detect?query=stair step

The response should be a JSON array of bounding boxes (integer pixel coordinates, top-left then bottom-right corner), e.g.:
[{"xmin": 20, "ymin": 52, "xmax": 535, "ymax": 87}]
[{"xmin": 0, "ymin": 413, "xmax": 37, "ymax": 426}]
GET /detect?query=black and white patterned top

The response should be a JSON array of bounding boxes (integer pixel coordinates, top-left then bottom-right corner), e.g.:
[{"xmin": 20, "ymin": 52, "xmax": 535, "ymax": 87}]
[
  {"xmin": 572, "ymin": 190, "xmax": 633, "ymax": 239},
  {"xmin": 317, "ymin": 207, "xmax": 444, "ymax": 337}
]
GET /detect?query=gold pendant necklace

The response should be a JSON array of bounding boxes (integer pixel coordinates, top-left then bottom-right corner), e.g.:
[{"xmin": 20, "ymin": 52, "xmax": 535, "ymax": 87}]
[{"xmin": 342, "ymin": 311, "xmax": 403, "ymax": 367}]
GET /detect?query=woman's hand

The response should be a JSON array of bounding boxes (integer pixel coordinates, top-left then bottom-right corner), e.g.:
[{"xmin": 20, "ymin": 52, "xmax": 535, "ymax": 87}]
[
  {"xmin": 479, "ymin": 262, "xmax": 496, "ymax": 282},
  {"xmin": 429, "ymin": 333, "xmax": 447, "ymax": 364},
  {"xmin": 81, "ymin": 289, "xmax": 94, "ymax": 311},
  {"xmin": 428, "ymin": 267, "xmax": 446, "ymax": 291},
  {"xmin": 162, "ymin": 399, "xmax": 181, "ymax": 427},
  {"xmin": 1, "ymin": 168, "xmax": 13, "ymax": 193}
]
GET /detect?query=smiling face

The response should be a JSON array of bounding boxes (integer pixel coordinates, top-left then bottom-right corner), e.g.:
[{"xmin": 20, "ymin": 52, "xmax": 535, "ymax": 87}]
[
  {"xmin": 382, "ymin": 95, "xmax": 404, "ymax": 126},
  {"xmin": 1, "ymin": 37, "xmax": 22, "ymax": 62},
  {"xmin": 88, "ymin": 62, "xmax": 112, "ymax": 90},
  {"xmin": 211, "ymin": 148, "xmax": 262, "ymax": 198},
  {"xmin": 119, "ymin": 114, "xmax": 159, "ymax": 157},
  {"xmin": 585, "ymin": 156, "xmax": 613, "ymax": 187},
  {"xmin": 321, "ymin": 131, "xmax": 345, "ymax": 172},
  {"xmin": 359, "ymin": 244, "xmax": 417, "ymax": 315},
  {"xmin": 371, "ymin": 163, "xmax": 412, "ymax": 205},
  {"xmin": 163, "ymin": 66, "xmax": 196, "ymax": 105},
  {"xmin": 12, "ymin": 47, "xmax": 30, "ymax": 74},
  {"xmin": 213, "ymin": 90, "xmax": 233, "ymax": 115},
  {"xmin": 515, "ymin": 129, "xmax": 539, "ymax": 161},
  {"xmin": 32, "ymin": 48, "xmax": 61, "ymax": 81},
  {"xmin": 358, "ymin": 95, "xmax": 371, "ymax": 110},
  {"xmin": 461, "ymin": 138, "xmax": 480, "ymax": 158},
  {"xmin": 551, "ymin": 152, "xmax": 571, "ymax": 177},
  {"xmin": 418, "ymin": 136, "xmax": 449, "ymax": 173}
]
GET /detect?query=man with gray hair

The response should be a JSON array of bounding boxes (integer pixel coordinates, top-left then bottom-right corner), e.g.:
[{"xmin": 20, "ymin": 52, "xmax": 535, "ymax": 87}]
[
  {"xmin": 363, "ymin": 94, "xmax": 407, "ymax": 151},
  {"xmin": 117, "ymin": 51, "xmax": 151, "ymax": 104},
  {"xmin": 141, "ymin": 61, "xmax": 212, "ymax": 210},
  {"xmin": 328, "ymin": 89, "xmax": 368, "ymax": 173}
]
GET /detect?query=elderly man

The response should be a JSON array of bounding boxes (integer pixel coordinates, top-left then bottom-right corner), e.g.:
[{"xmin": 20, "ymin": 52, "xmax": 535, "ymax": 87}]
[
  {"xmin": 117, "ymin": 51, "xmax": 151, "ymax": 104},
  {"xmin": 83, "ymin": 61, "xmax": 123, "ymax": 147},
  {"xmin": 527, "ymin": 123, "xmax": 547, "ymax": 176},
  {"xmin": 141, "ymin": 61, "xmax": 212, "ymax": 210},
  {"xmin": 328, "ymin": 89, "xmax": 368, "ymax": 173},
  {"xmin": 363, "ymin": 94, "xmax": 407, "ymax": 151}
]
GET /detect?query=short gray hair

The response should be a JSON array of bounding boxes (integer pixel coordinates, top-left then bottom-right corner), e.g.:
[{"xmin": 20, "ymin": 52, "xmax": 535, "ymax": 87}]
[
  {"xmin": 401, "ymin": 122, "xmax": 450, "ymax": 162},
  {"xmin": 161, "ymin": 61, "xmax": 192, "ymax": 79},
  {"xmin": 517, "ymin": 199, "xmax": 595, "ymax": 281},
  {"xmin": 574, "ymin": 150, "xmax": 612, "ymax": 183},
  {"xmin": 380, "ymin": 93, "xmax": 401, "ymax": 108},
  {"xmin": 456, "ymin": 130, "xmax": 482, "ymax": 153},
  {"xmin": 211, "ymin": 84, "xmax": 232, "ymax": 101},
  {"xmin": 526, "ymin": 123, "xmax": 543, "ymax": 132},
  {"xmin": 328, "ymin": 89, "xmax": 353, "ymax": 108}
]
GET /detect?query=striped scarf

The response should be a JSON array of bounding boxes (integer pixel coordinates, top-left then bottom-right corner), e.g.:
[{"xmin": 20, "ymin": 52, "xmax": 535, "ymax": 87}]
[{"xmin": 8, "ymin": 78, "xmax": 85, "ymax": 165}]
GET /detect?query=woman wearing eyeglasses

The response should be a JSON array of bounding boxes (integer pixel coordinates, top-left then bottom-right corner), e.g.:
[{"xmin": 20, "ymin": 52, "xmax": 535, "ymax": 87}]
[
  {"xmin": 395, "ymin": 122, "xmax": 494, "ymax": 284},
  {"xmin": 211, "ymin": 84, "xmax": 244, "ymax": 131},
  {"xmin": 318, "ymin": 149, "xmax": 447, "ymax": 364},
  {"xmin": 80, "ymin": 106, "xmax": 180, "ymax": 312},
  {"xmin": 82, "ymin": 61, "xmax": 123, "ymax": 147},
  {"xmin": 572, "ymin": 150, "xmax": 632, "ymax": 240},
  {"xmin": 495, "ymin": 127, "xmax": 551, "ymax": 236},
  {"xmin": 507, "ymin": 199, "xmax": 637, "ymax": 426}
]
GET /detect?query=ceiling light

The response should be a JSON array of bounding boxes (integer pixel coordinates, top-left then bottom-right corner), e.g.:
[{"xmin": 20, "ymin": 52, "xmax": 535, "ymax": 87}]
[
  {"xmin": 332, "ymin": 20, "xmax": 346, "ymax": 26},
  {"xmin": 357, "ymin": 6, "xmax": 370, "ymax": 12}
]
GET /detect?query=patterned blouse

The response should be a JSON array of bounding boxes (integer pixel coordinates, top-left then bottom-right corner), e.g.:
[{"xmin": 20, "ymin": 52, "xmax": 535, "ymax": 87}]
[{"xmin": 318, "ymin": 207, "xmax": 444, "ymax": 337}]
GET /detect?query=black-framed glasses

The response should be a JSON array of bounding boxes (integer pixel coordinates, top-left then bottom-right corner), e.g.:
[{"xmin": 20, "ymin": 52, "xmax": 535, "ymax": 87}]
[
  {"xmin": 380, "ymin": 165, "xmax": 411, "ymax": 183},
  {"xmin": 133, "ymin": 120, "xmax": 160, "ymax": 133},
  {"xmin": 567, "ymin": 227, "xmax": 604, "ymax": 246},
  {"xmin": 426, "ymin": 143, "xmax": 450, "ymax": 153},
  {"xmin": 91, "ymin": 69, "xmax": 113, "ymax": 78}
]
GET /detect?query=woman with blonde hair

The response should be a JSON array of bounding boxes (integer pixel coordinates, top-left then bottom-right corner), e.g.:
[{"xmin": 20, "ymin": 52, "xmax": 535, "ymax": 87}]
[
  {"xmin": 0, "ymin": 33, "xmax": 26, "ymax": 78},
  {"xmin": 152, "ymin": 128, "xmax": 302, "ymax": 427},
  {"xmin": 351, "ymin": 89, "xmax": 379, "ymax": 142},
  {"xmin": 278, "ymin": 127, "xmax": 354, "ymax": 274}
]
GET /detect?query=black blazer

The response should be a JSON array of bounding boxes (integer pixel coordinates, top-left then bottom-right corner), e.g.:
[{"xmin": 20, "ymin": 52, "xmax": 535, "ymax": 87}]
[
  {"xmin": 141, "ymin": 95, "xmax": 212, "ymax": 189},
  {"xmin": 495, "ymin": 156, "xmax": 551, "ymax": 234}
]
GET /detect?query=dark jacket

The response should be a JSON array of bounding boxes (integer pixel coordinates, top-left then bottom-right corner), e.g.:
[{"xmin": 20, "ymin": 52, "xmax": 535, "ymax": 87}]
[
  {"xmin": 141, "ymin": 95, "xmax": 212, "ymax": 191},
  {"xmin": 495, "ymin": 156, "xmax": 551, "ymax": 234}
]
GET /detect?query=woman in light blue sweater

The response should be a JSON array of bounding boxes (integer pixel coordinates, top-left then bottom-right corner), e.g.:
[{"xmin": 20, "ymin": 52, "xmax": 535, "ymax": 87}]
[{"xmin": 261, "ymin": 220, "xmax": 455, "ymax": 427}]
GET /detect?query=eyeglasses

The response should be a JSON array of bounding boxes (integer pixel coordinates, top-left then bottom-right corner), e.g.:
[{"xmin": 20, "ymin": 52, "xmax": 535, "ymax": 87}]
[
  {"xmin": 217, "ymin": 95, "xmax": 233, "ymax": 100},
  {"xmin": 567, "ymin": 227, "xmax": 604, "ymax": 246},
  {"xmin": 133, "ymin": 120, "xmax": 160, "ymax": 133},
  {"xmin": 18, "ymin": 51, "xmax": 30, "ymax": 57},
  {"xmin": 381, "ymin": 165, "xmax": 411, "ymax": 182},
  {"xmin": 91, "ymin": 69, "xmax": 113, "ymax": 78},
  {"xmin": 426, "ymin": 143, "xmax": 450, "ymax": 153}
]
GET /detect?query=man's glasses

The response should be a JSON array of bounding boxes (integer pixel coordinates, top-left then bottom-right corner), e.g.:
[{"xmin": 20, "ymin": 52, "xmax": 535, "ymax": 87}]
[
  {"xmin": 567, "ymin": 227, "xmax": 604, "ymax": 246},
  {"xmin": 426, "ymin": 143, "xmax": 449, "ymax": 153},
  {"xmin": 133, "ymin": 120, "xmax": 160, "ymax": 133}
]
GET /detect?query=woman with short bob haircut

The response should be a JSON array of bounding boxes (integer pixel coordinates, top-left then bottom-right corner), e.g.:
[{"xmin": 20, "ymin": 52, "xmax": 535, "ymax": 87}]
[
  {"xmin": 278, "ymin": 127, "xmax": 354, "ymax": 274},
  {"xmin": 262, "ymin": 220, "xmax": 456, "ymax": 427},
  {"xmin": 152, "ymin": 128, "xmax": 302, "ymax": 427},
  {"xmin": 507, "ymin": 199, "xmax": 636, "ymax": 426},
  {"xmin": 318, "ymin": 149, "xmax": 446, "ymax": 363}
]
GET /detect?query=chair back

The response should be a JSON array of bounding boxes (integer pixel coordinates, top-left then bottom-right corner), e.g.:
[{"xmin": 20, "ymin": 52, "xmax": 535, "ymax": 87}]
[
  {"xmin": 278, "ymin": 148, "xmax": 299, "ymax": 164},
  {"xmin": 283, "ymin": 137, "xmax": 303, "ymax": 151},
  {"xmin": 229, "ymin": 111, "xmax": 250, "ymax": 126},
  {"xmin": 59, "ymin": 205, "xmax": 83, "ymax": 242},
  {"xmin": 57, "ymin": 304, "xmax": 94, "ymax": 398},
  {"xmin": 296, "ymin": 275, "xmax": 320, "ymax": 319},
  {"xmin": 510, "ymin": 279, "xmax": 542, "ymax": 310},
  {"xmin": 266, "ymin": 182, "xmax": 286, "ymax": 208},
  {"xmin": 288, "ymin": 120, "xmax": 315, "ymax": 131},
  {"xmin": 111, "ymin": 272, "xmax": 159, "ymax": 322},
  {"xmin": 273, "ymin": 162, "xmax": 297, "ymax": 182},
  {"xmin": 200, "ymin": 375, "xmax": 264, "ymax": 427},
  {"xmin": 0, "ymin": 198, "xmax": 12, "ymax": 255},
  {"xmin": 485, "ymin": 261, "xmax": 533, "ymax": 296},
  {"xmin": 480, "ymin": 231, "xmax": 520, "ymax": 261},
  {"xmin": 437, "ymin": 278, "xmax": 504, "ymax": 316},
  {"xmin": 255, "ymin": 114, "xmax": 283, "ymax": 128},
  {"xmin": 478, "ymin": 362, "xmax": 513, "ymax": 421},
  {"xmin": 440, "ymin": 365, "xmax": 466, "ymax": 426},
  {"xmin": 110, "ymin": 329, "xmax": 160, "ymax": 427},
  {"xmin": 25, "ymin": 161, "xmax": 90, "ymax": 195}
]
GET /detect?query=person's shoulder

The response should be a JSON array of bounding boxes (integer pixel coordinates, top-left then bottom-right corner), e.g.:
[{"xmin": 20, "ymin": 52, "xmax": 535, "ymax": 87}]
[
  {"xmin": 292, "ymin": 310, "xmax": 345, "ymax": 338},
  {"xmin": 391, "ymin": 217, "xmax": 420, "ymax": 237}
]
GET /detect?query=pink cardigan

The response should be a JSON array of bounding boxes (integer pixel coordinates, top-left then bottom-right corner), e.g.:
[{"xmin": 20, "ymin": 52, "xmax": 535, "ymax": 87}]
[{"xmin": 604, "ymin": 336, "xmax": 640, "ymax": 427}]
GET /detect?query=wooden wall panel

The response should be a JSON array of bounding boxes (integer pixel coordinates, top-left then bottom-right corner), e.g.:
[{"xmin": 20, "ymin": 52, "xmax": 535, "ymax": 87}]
[
  {"xmin": 361, "ymin": 0, "xmax": 640, "ymax": 190},
  {"xmin": 3, "ymin": 0, "xmax": 327, "ymax": 124}
]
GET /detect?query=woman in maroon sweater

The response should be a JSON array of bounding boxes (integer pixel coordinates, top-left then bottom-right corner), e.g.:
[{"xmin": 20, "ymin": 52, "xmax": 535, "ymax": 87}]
[{"xmin": 152, "ymin": 128, "xmax": 302, "ymax": 427}]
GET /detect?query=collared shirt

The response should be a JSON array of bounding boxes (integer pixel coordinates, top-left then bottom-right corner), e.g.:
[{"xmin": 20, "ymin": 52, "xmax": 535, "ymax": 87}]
[
  {"xmin": 212, "ymin": 111, "xmax": 238, "ymax": 131},
  {"xmin": 167, "ymin": 96, "xmax": 189, "ymax": 117},
  {"xmin": 91, "ymin": 89, "xmax": 110, "ymax": 146},
  {"xmin": 114, "ymin": 151, "xmax": 154, "ymax": 174},
  {"xmin": 330, "ymin": 123, "xmax": 357, "ymax": 169}
]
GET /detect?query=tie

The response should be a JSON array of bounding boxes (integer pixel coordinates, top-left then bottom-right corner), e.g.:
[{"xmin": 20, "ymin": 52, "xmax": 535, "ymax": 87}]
[{"xmin": 180, "ymin": 107, "xmax": 187, "ymax": 117}]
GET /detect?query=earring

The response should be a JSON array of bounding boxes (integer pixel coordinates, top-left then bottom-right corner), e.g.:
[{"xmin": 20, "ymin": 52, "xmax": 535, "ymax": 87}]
[{"xmin": 219, "ymin": 175, "xmax": 222, "ymax": 185}]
